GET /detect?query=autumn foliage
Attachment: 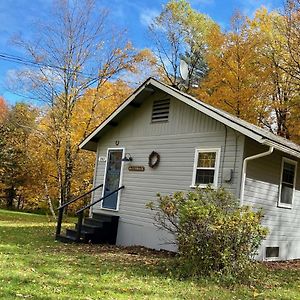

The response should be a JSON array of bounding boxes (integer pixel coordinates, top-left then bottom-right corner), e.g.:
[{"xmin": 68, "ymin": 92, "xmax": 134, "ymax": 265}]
[
  {"xmin": 0, "ymin": 81, "xmax": 131, "ymax": 213},
  {"xmin": 0, "ymin": 0, "xmax": 300, "ymax": 214}
]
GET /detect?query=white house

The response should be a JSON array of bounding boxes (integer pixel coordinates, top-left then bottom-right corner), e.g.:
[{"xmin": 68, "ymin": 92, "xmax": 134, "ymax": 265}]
[{"xmin": 78, "ymin": 77, "xmax": 300, "ymax": 261}]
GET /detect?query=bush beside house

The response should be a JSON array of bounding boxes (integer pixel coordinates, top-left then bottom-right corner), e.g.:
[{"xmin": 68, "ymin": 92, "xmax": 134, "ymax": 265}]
[{"xmin": 148, "ymin": 187, "xmax": 268, "ymax": 279}]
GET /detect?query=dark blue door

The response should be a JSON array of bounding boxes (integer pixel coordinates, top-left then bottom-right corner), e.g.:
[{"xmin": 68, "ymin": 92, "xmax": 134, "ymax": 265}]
[{"xmin": 102, "ymin": 149, "xmax": 123, "ymax": 210}]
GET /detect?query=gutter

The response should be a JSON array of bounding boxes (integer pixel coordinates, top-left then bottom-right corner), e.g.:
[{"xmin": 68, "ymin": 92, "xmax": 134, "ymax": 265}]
[
  {"xmin": 240, "ymin": 146, "xmax": 274, "ymax": 206},
  {"xmin": 263, "ymin": 140, "xmax": 300, "ymax": 159}
]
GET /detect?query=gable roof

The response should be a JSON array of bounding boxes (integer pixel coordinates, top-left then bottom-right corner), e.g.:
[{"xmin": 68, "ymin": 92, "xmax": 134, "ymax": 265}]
[{"xmin": 79, "ymin": 77, "xmax": 300, "ymax": 159}]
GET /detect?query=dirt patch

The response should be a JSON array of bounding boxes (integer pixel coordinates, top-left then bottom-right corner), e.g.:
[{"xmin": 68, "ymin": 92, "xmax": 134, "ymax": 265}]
[{"xmin": 262, "ymin": 259, "xmax": 300, "ymax": 270}]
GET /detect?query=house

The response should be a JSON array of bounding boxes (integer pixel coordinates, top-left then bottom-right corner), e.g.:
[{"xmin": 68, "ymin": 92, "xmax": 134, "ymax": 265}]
[{"xmin": 79, "ymin": 77, "xmax": 300, "ymax": 261}]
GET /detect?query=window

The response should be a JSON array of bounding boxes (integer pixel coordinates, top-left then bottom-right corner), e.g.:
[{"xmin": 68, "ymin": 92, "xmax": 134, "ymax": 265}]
[
  {"xmin": 265, "ymin": 247, "xmax": 279, "ymax": 259},
  {"xmin": 151, "ymin": 99, "xmax": 170, "ymax": 123},
  {"xmin": 192, "ymin": 148, "xmax": 220, "ymax": 188},
  {"xmin": 278, "ymin": 158, "xmax": 297, "ymax": 208}
]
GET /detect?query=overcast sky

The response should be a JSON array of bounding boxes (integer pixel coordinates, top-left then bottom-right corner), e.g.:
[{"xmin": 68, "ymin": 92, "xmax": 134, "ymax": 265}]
[{"xmin": 0, "ymin": 0, "xmax": 284, "ymax": 104}]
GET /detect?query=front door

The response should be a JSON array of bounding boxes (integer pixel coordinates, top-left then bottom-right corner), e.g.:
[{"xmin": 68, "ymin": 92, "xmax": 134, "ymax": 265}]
[{"xmin": 102, "ymin": 149, "xmax": 124, "ymax": 210}]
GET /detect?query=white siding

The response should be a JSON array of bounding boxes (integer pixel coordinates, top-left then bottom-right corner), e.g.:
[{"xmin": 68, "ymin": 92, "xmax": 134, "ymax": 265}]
[
  {"xmin": 91, "ymin": 92, "xmax": 244, "ymax": 250},
  {"xmin": 243, "ymin": 138, "xmax": 300, "ymax": 260}
]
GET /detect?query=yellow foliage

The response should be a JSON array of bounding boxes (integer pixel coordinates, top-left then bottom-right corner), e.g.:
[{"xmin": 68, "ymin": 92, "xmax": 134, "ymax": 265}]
[{"xmin": 23, "ymin": 81, "xmax": 132, "ymax": 211}]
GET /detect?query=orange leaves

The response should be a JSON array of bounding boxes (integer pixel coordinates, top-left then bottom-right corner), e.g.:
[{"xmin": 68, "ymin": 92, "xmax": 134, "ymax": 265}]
[
  {"xmin": 0, "ymin": 97, "xmax": 8, "ymax": 123},
  {"xmin": 194, "ymin": 9, "xmax": 296, "ymax": 135}
]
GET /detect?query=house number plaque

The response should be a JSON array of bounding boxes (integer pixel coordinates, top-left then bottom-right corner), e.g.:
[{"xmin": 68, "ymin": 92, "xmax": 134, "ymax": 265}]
[{"xmin": 128, "ymin": 166, "xmax": 145, "ymax": 172}]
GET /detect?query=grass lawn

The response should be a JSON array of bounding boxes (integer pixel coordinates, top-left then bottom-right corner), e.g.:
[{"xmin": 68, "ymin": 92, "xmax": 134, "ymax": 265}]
[{"xmin": 0, "ymin": 209, "xmax": 300, "ymax": 299}]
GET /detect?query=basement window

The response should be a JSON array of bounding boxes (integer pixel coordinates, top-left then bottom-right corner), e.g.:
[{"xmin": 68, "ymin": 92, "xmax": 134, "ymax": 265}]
[
  {"xmin": 151, "ymin": 99, "xmax": 170, "ymax": 123},
  {"xmin": 265, "ymin": 247, "xmax": 279, "ymax": 259},
  {"xmin": 278, "ymin": 158, "xmax": 297, "ymax": 209},
  {"xmin": 191, "ymin": 148, "xmax": 221, "ymax": 188}
]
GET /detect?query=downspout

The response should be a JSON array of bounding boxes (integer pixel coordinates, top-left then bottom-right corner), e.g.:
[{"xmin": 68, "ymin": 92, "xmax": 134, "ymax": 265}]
[{"xmin": 240, "ymin": 146, "xmax": 274, "ymax": 206}]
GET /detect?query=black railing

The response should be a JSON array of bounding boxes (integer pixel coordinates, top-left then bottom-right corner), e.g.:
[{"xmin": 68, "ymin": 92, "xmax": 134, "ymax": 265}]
[
  {"xmin": 55, "ymin": 183, "xmax": 103, "ymax": 238},
  {"xmin": 74, "ymin": 185, "xmax": 125, "ymax": 242}
]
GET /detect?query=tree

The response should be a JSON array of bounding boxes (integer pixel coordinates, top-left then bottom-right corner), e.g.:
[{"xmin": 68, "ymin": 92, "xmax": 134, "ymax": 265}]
[
  {"xmin": 0, "ymin": 103, "xmax": 38, "ymax": 208},
  {"xmin": 196, "ymin": 12, "xmax": 267, "ymax": 124},
  {"xmin": 11, "ymin": 0, "xmax": 148, "ymax": 207},
  {"xmin": 278, "ymin": 0, "xmax": 300, "ymax": 141},
  {"xmin": 249, "ymin": 8, "xmax": 299, "ymax": 139},
  {"xmin": 22, "ymin": 80, "xmax": 132, "ymax": 215},
  {"xmin": 149, "ymin": 0, "xmax": 219, "ymax": 91},
  {"xmin": 0, "ymin": 97, "xmax": 8, "ymax": 123}
]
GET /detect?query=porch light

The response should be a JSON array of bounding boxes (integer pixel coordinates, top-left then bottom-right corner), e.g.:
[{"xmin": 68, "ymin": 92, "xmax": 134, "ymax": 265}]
[{"xmin": 122, "ymin": 153, "xmax": 133, "ymax": 162}]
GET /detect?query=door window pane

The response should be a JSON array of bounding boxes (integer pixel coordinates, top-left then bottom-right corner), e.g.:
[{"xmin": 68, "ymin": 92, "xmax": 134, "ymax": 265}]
[{"xmin": 103, "ymin": 149, "xmax": 123, "ymax": 210}]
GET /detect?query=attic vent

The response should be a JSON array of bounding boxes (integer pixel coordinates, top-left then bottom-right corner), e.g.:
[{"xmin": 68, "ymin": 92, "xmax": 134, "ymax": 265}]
[
  {"xmin": 151, "ymin": 99, "xmax": 170, "ymax": 123},
  {"xmin": 266, "ymin": 247, "xmax": 279, "ymax": 258}
]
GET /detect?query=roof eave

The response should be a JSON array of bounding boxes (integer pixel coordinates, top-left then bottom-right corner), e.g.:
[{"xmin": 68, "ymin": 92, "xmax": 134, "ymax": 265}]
[
  {"xmin": 262, "ymin": 140, "xmax": 300, "ymax": 159},
  {"xmin": 79, "ymin": 78, "xmax": 155, "ymax": 151},
  {"xmin": 79, "ymin": 77, "xmax": 300, "ymax": 158}
]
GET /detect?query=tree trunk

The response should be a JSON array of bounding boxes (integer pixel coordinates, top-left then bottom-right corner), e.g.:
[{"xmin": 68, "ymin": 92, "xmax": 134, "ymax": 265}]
[
  {"xmin": 17, "ymin": 195, "xmax": 22, "ymax": 210},
  {"xmin": 44, "ymin": 183, "xmax": 56, "ymax": 219},
  {"xmin": 6, "ymin": 186, "xmax": 16, "ymax": 209}
]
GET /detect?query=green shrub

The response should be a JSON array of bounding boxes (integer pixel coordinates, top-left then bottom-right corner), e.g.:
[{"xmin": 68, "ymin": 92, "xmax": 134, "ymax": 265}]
[{"xmin": 147, "ymin": 187, "xmax": 268, "ymax": 279}]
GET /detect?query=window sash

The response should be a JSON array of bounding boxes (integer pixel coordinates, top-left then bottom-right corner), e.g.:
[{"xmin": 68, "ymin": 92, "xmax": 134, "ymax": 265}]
[
  {"xmin": 192, "ymin": 149, "xmax": 220, "ymax": 188},
  {"xmin": 278, "ymin": 158, "xmax": 297, "ymax": 208}
]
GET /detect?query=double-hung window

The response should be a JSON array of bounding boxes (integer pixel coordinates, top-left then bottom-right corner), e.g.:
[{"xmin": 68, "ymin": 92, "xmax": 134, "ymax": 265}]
[
  {"xmin": 192, "ymin": 148, "xmax": 220, "ymax": 188},
  {"xmin": 278, "ymin": 158, "xmax": 297, "ymax": 208}
]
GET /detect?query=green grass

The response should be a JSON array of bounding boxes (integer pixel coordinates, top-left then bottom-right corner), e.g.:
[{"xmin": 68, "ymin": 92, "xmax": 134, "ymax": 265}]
[{"xmin": 0, "ymin": 209, "xmax": 300, "ymax": 299}]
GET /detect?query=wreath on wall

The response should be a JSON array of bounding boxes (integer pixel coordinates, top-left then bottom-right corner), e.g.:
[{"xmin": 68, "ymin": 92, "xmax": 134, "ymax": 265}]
[{"xmin": 148, "ymin": 151, "xmax": 160, "ymax": 168}]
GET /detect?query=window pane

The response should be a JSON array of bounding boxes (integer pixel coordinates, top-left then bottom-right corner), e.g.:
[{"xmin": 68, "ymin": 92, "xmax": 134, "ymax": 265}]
[
  {"xmin": 196, "ymin": 169, "xmax": 215, "ymax": 185},
  {"xmin": 197, "ymin": 152, "xmax": 216, "ymax": 168},
  {"xmin": 281, "ymin": 183, "xmax": 293, "ymax": 205},
  {"xmin": 282, "ymin": 162, "xmax": 295, "ymax": 184}
]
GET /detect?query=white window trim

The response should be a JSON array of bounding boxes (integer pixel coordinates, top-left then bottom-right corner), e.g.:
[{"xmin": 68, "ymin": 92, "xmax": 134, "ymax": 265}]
[
  {"xmin": 101, "ymin": 147, "xmax": 125, "ymax": 212},
  {"xmin": 191, "ymin": 148, "xmax": 221, "ymax": 188},
  {"xmin": 278, "ymin": 157, "xmax": 297, "ymax": 209},
  {"xmin": 263, "ymin": 245, "xmax": 281, "ymax": 261}
]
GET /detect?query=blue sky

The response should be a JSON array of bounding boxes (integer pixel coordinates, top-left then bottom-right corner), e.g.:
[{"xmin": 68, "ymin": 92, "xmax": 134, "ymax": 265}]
[{"xmin": 0, "ymin": 0, "xmax": 284, "ymax": 104}]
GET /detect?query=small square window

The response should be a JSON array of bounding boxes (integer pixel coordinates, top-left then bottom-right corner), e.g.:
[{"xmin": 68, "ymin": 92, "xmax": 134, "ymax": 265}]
[
  {"xmin": 192, "ymin": 149, "xmax": 220, "ymax": 188},
  {"xmin": 278, "ymin": 158, "xmax": 297, "ymax": 208},
  {"xmin": 266, "ymin": 247, "xmax": 279, "ymax": 258}
]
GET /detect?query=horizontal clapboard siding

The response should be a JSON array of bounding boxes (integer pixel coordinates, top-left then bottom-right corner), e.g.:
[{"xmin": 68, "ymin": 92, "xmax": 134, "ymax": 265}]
[
  {"xmin": 243, "ymin": 138, "xmax": 300, "ymax": 260},
  {"xmin": 91, "ymin": 92, "xmax": 245, "ymax": 250}
]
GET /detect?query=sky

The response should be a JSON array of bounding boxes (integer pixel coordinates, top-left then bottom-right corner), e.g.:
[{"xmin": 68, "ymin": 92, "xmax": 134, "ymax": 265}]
[{"xmin": 0, "ymin": 0, "xmax": 284, "ymax": 104}]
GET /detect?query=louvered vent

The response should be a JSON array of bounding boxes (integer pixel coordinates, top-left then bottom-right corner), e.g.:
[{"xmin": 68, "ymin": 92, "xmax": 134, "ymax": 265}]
[{"xmin": 151, "ymin": 99, "xmax": 170, "ymax": 123}]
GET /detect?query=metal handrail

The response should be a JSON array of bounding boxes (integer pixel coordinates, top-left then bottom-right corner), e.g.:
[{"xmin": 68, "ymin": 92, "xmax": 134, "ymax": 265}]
[
  {"xmin": 55, "ymin": 183, "xmax": 103, "ymax": 238},
  {"xmin": 76, "ymin": 186, "xmax": 125, "ymax": 214},
  {"xmin": 74, "ymin": 185, "xmax": 125, "ymax": 242},
  {"xmin": 57, "ymin": 184, "xmax": 103, "ymax": 210}
]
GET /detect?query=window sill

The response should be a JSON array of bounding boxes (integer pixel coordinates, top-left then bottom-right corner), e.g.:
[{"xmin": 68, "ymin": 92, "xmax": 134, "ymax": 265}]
[
  {"xmin": 277, "ymin": 203, "xmax": 292, "ymax": 209},
  {"xmin": 264, "ymin": 257, "xmax": 281, "ymax": 262},
  {"xmin": 190, "ymin": 184, "xmax": 217, "ymax": 189}
]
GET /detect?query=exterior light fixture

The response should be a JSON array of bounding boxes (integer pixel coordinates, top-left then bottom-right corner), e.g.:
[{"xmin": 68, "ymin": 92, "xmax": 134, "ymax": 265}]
[{"xmin": 122, "ymin": 153, "xmax": 133, "ymax": 162}]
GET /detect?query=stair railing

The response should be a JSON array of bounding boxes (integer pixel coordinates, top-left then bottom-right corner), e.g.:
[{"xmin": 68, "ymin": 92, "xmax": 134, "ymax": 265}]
[
  {"xmin": 55, "ymin": 183, "xmax": 103, "ymax": 238},
  {"xmin": 74, "ymin": 185, "xmax": 125, "ymax": 242}
]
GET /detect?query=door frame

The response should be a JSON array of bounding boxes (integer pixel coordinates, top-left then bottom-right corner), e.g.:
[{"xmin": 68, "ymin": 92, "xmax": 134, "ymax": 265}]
[{"xmin": 100, "ymin": 147, "xmax": 125, "ymax": 211}]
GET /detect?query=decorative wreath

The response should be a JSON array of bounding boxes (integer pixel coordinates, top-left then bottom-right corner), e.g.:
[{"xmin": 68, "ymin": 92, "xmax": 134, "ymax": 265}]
[{"xmin": 148, "ymin": 151, "xmax": 160, "ymax": 168}]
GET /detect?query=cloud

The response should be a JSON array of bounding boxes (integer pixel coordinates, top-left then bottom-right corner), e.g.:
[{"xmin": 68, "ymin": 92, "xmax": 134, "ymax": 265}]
[{"xmin": 140, "ymin": 9, "xmax": 160, "ymax": 27}]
